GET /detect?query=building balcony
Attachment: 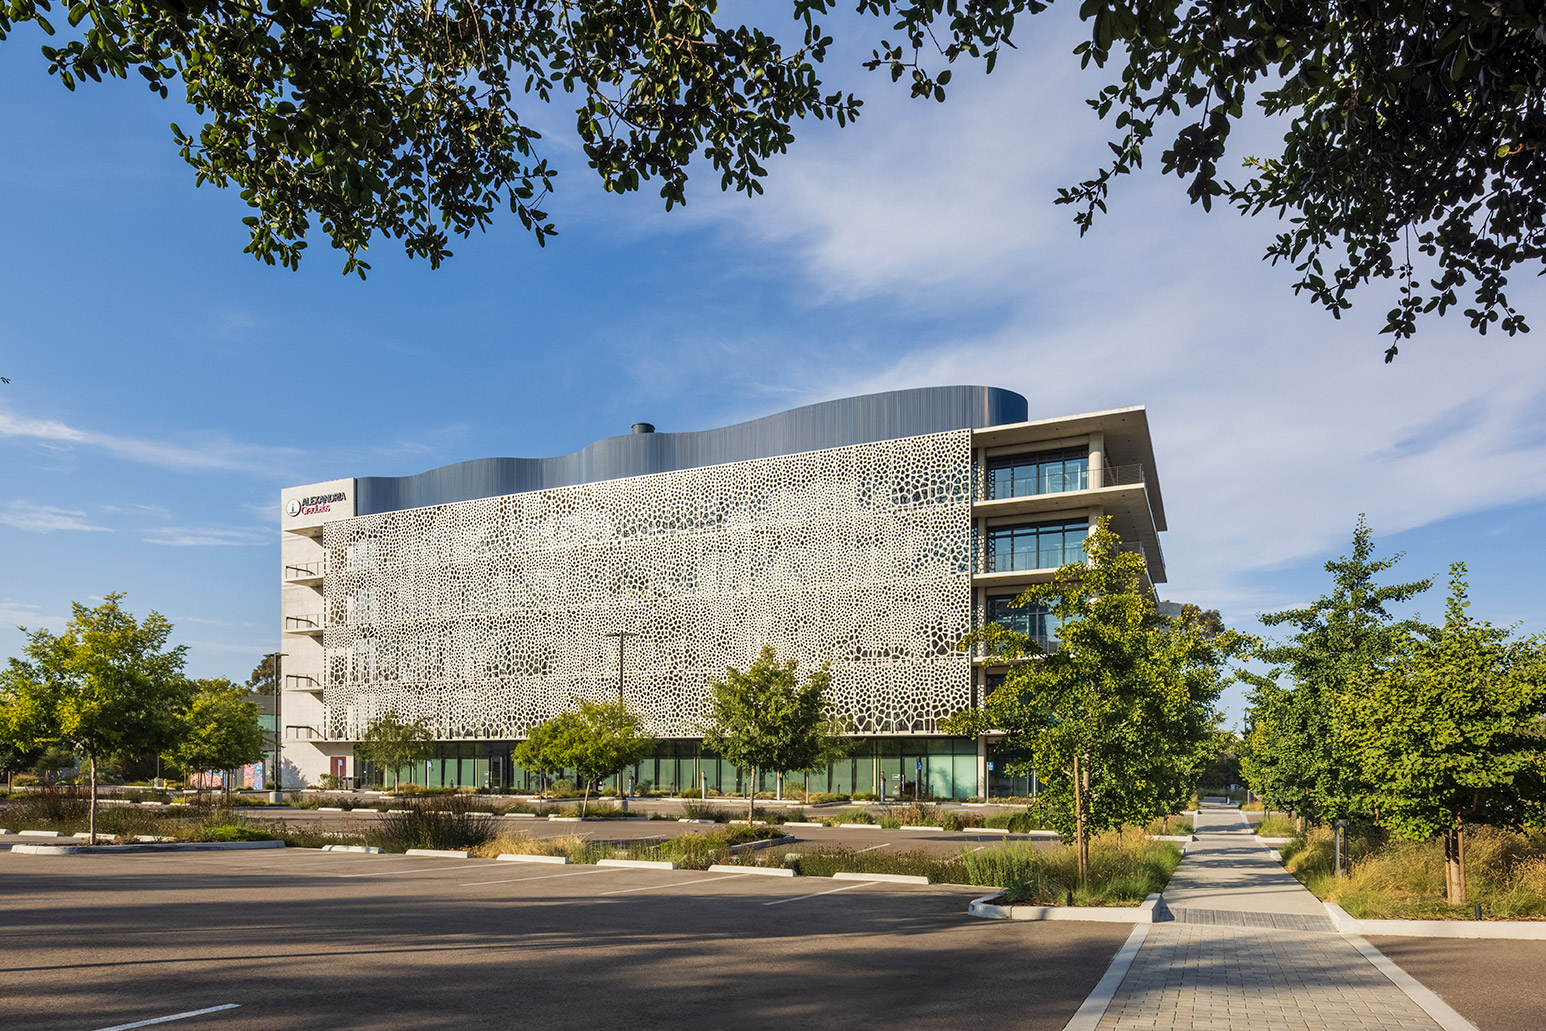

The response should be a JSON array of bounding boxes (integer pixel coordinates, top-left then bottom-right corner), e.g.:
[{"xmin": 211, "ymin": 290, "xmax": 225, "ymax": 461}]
[
  {"xmin": 284, "ymin": 724, "xmax": 326, "ymax": 741},
  {"xmin": 284, "ymin": 673, "xmax": 325, "ymax": 695},
  {"xmin": 282, "ymin": 559, "xmax": 326, "ymax": 587},
  {"xmin": 282, "ymin": 613, "xmax": 326, "ymax": 637}
]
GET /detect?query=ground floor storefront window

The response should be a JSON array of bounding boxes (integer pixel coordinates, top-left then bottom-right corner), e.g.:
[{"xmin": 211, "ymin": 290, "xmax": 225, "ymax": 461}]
[{"xmin": 356, "ymin": 737, "xmax": 985, "ymax": 799}]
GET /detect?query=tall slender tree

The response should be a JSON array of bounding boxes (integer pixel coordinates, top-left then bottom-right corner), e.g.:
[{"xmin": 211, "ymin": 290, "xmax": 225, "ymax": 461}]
[
  {"xmin": 0, "ymin": 594, "xmax": 191, "ymax": 842},
  {"xmin": 1242, "ymin": 516, "xmax": 1431, "ymax": 823},
  {"xmin": 1340, "ymin": 565, "xmax": 1546, "ymax": 905},
  {"xmin": 945, "ymin": 519, "xmax": 1244, "ymax": 884}
]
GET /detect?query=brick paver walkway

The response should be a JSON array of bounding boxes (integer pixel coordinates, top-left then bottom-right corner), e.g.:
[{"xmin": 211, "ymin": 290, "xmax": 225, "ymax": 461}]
[
  {"xmin": 1094, "ymin": 924, "xmax": 1443, "ymax": 1030},
  {"xmin": 1090, "ymin": 803, "xmax": 1447, "ymax": 1030}
]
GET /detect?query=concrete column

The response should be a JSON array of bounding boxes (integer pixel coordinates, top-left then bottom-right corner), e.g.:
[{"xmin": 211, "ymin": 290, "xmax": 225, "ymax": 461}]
[
  {"xmin": 977, "ymin": 736, "xmax": 989, "ymax": 801},
  {"xmin": 1088, "ymin": 430, "xmax": 1104, "ymax": 489}
]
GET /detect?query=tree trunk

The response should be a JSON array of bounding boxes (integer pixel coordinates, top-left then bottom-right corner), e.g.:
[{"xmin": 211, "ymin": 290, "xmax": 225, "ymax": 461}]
[
  {"xmin": 581, "ymin": 778, "xmax": 591, "ymax": 818},
  {"xmin": 1444, "ymin": 823, "xmax": 1467, "ymax": 906},
  {"xmin": 1072, "ymin": 753, "xmax": 1088, "ymax": 888},
  {"xmin": 88, "ymin": 756, "xmax": 98, "ymax": 846},
  {"xmin": 804, "ymin": 772, "xmax": 810, "ymax": 803},
  {"xmin": 748, "ymin": 766, "xmax": 758, "ymax": 823}
]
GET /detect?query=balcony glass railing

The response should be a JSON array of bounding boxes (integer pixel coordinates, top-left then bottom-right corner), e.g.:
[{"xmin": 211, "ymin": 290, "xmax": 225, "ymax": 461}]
[{"xmin": 982, "ymin": 459, "xmax": 1146, "ymax": 500}]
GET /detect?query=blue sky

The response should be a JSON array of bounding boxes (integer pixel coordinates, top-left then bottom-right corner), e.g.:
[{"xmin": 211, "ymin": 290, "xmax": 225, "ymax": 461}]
[{"xmin": 3, "ymin": 12, "xmax": 1545, "ymax": 724}]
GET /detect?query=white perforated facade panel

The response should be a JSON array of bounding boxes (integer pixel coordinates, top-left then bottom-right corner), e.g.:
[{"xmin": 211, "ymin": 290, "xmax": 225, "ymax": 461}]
[{"xmin": 320, "ymin": 430, "xmax": 974, "ymax": 740}]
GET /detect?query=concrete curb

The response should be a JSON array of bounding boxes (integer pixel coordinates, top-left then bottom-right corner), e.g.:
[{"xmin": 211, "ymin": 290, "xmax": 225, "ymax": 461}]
[
  {"xmin": 497, "ymin": 853, "xmax": 569, "ymax": 864},
  {"xmin": 404, "ymin": 848, "xmax": 471, "ymax": 859},
  {"xmin": 969, "ymin": 892, "xmax": 1165, "ymax": 923},
  {"xmin": 677, "ymin": 819, "xmax": 717, "ymax": 824},
  {"xmin": 1062, "ymin": 924, "xmax": 1151, "ymax": 1031},
  {"xmin": 838, "ymin": 822, "xmax": 879, "ymax": 829},
  {"xmin": 13, "ymin": 840, "xmax": 286, "ymax": 855},
  {"xmin": 316, "ymin": 807, "xmax": 347, "ymax": 812},
  {"xmin": 1325, "ymin": 901, "xmax": 1546, "ymax": 939},
  {"xmin": 321, "ymin": 845, "xmax": 383, "ymax": 853},
  {"xmin": 17, "ymin": 830, "xmax": 63, "ymax": 838},
  {"xmin": 598, "ymin": 858, "xmax": 676, "ymax": 870},
  {"xmin": 731, "ymin": 834, "xmax": 796, "ymax": 853},
  {"xmin": 1254, "ymin": 835, "xmax": 1294, "ymax": 846},
  {"xmin": 547, "ymin": 816, "xmax": 582, "ymax": 822},
  {"xmin": 708, "ymin": 864, "xmax": 795, "ymax": 877},
  {"xmin": 977, "ymin": 828, "xmax": 1012, "ymax": 835},
  {"xmin": 506, "ymin": 813, "xmax": 539, "ymax": 819},
  {"xmin": 834, "ymin": 872, "xmax": 929, "ymax": 885},
  {"xmin": 784, "ymin": 822, "xmax": 825, "ymax": 828}
]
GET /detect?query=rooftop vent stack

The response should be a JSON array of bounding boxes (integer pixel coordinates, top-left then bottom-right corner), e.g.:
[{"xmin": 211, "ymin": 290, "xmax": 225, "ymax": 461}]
[{"xmin": 632, "ymin": 423, "xmax": 656, "ymax": 434}]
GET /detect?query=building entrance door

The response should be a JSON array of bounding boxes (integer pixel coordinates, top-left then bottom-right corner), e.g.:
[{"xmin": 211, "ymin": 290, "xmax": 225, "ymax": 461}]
[{"xmin": 331, "ymin": 756, "xmax": 346, "ymax": 781}]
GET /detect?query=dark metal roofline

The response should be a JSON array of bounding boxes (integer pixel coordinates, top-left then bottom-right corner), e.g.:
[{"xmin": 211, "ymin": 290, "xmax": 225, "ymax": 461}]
[{"xmin": 354, "ymin": 385, "xmax": 1028, "ymax": 516}]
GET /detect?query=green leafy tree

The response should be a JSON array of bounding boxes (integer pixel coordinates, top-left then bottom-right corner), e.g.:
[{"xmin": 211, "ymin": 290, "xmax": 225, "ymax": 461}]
[
  {"xmin": 245, "ymin": 653, "xmax": 280, "ymax": 696},
  {"xmin": 702, "ymin": 645, "xmax": 847, "ymax": 822},
  {"xmin": 165, "ymin": 677, "xmax": 265, "ymax": 803},
  {"xmin": 515, "ymin": 699, "xmax": 654, "ymax": 816},
  {"xmin": 0, "ymin": 594, "xmax": 190, "ymax": 842},
  {"xmin": 5, "ymin": 3, "xmax": 1538, "ymax": 345},
  {"xmin": 944, "ymin": 519, "xmax": 1244, "ymax": 882},
  {"xmin": 1339, "ymin": 564, "xmax": 1546, "ymax": 905},
  {"xmin": 354, "ymin": 710, "xmax": 435, "ymax": 791},
  {"xmin": 1242, "ymin": 517, "xmax": 1431, "ymax": 824}
]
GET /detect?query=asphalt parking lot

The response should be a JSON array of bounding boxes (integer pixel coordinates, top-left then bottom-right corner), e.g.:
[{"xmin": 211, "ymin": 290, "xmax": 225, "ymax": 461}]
[{"xmin": 0, "ymin": 847, "xmax": 1130, "ymax": 1031}]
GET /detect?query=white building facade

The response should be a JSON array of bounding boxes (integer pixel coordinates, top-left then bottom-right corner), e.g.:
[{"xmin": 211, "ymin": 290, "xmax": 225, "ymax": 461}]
[{"xmin": 277, "ymin": 386, "xmax": 1166, "ymax": 798}]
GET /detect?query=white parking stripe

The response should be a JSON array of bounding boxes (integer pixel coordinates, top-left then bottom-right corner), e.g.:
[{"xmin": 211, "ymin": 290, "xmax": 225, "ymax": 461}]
[
  {"xmin": 763, "ymin": 881, "xmax": 877, "ymax": 906},
  {"xmin": 91, "ymin": 1003, "xmax": 240, "ymax": 1030},
  {"xmin": 461, "ymin": 868, "xmax": 624, "ymax": 886},
  {"xmin": 599, "ymin": 873, "xmax": 751, "ymax": 895},
  {"xmin": 340, "ymin": 863, "xmax": 501, "ymax": 878},
  {"xmin": 855, "ymin": 843, "xmax": 891, "ymax": 853}
]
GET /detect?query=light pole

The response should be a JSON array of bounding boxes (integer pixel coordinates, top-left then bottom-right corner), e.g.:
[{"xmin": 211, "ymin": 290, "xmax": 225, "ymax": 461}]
[
  {"xmin": 603, "ymin": 630, "xmax": 638, "ymax": 809},
  {"xmin": 269, "ymin": 652, "xmax": 287, "ymax": 804}
]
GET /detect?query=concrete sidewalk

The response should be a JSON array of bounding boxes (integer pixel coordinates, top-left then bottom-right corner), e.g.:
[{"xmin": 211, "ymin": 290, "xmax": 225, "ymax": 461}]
[
  {"xmin": 1084, "ymin": 803, "xmax": 1458, "ymax": 1031},
  {"xmin": 1162, "ymin": 801, "xmax": 1332, "ymax": 931}
]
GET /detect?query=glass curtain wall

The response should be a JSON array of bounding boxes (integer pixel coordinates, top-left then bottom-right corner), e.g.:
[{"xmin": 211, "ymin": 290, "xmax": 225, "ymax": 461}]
[
  {"xmin": 987, "ymin": 448, "xmax": 1088, "ymax": 499},
  {"xmin": 985, "ymin": 519, "xmax": 1088, "ymax": 572},
  {"xmin": 360, "ymin": 738, "xmax": 983, "ymax": 798}
]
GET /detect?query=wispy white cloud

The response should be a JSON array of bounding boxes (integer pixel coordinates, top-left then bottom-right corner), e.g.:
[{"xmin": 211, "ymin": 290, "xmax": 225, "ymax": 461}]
[
  {"xmin": 675, "ymin": 36, "xmax": 1546, "ymax": 627},
  {"xmin": 173, "ymin": 615, "xmax": 256, "ymax": 628},
  {"xmin": 0, "ymin": 598, "xmax": 58, "ymax": 632},
  {"xmin": 0, "ymin": 500, "xmax": 113, "ymax": 534},
  {"xmin": 0, "ymin": 408, "xmax": 305, "ymax": 473},
  {"xmin": 98, "ymin": 502, "xmax": 173, "ymax": 518},
  {"xmin": 140, "ymin": 525, "xmax": 270, "ymax": 547}
]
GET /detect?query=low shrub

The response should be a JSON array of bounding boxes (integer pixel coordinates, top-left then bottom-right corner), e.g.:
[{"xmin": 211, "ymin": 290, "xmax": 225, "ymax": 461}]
[
  {"xmin": 1286, "ymin": 824, "xmax": 1546, "ymax": 920},
  {"xmin": 550, "ymin": 803, "xmax": 638, "ymax": 819},
  {"xmin": 475, "ymin": 825, "xmax": 780, "ymax": 869},
  {"xmin": 1143, "ymin": 815, "xmax": 1194, "ymax": 836},
  {"xmin": 778, "ymin": 847, "xmax": 966, "ymax": 882},
  {"xmin": 194, "ymin": 824, "xmax": 276, "ymax": 843},
  {"xmin": 1, "ymin": 789, "xmax": 90, "ymax": 827},
  {"xmin": 679, "ymin": 800, "xmax": 728, "ymax": 822},
  {"xmin": 1255, "ymin": 814, "xmax": 1297, "ymax": 837},
  {"xmin": 964, "ymin": 830, "xmax": 1182, "ymax": 906},
  {"xmin": 811, "ymin": 793, "xmax": 849, "ymax": 804},
  {"xmin": 365, "ymin": 795, "xmax": 498, "ymax": 853},
  {"xmin": 851, "ymin": 792, "xmax": 879, "ymax": 802},
  {"xmin": 831, "ymin": 808, "xmax": 873, "ymax": 825}
]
